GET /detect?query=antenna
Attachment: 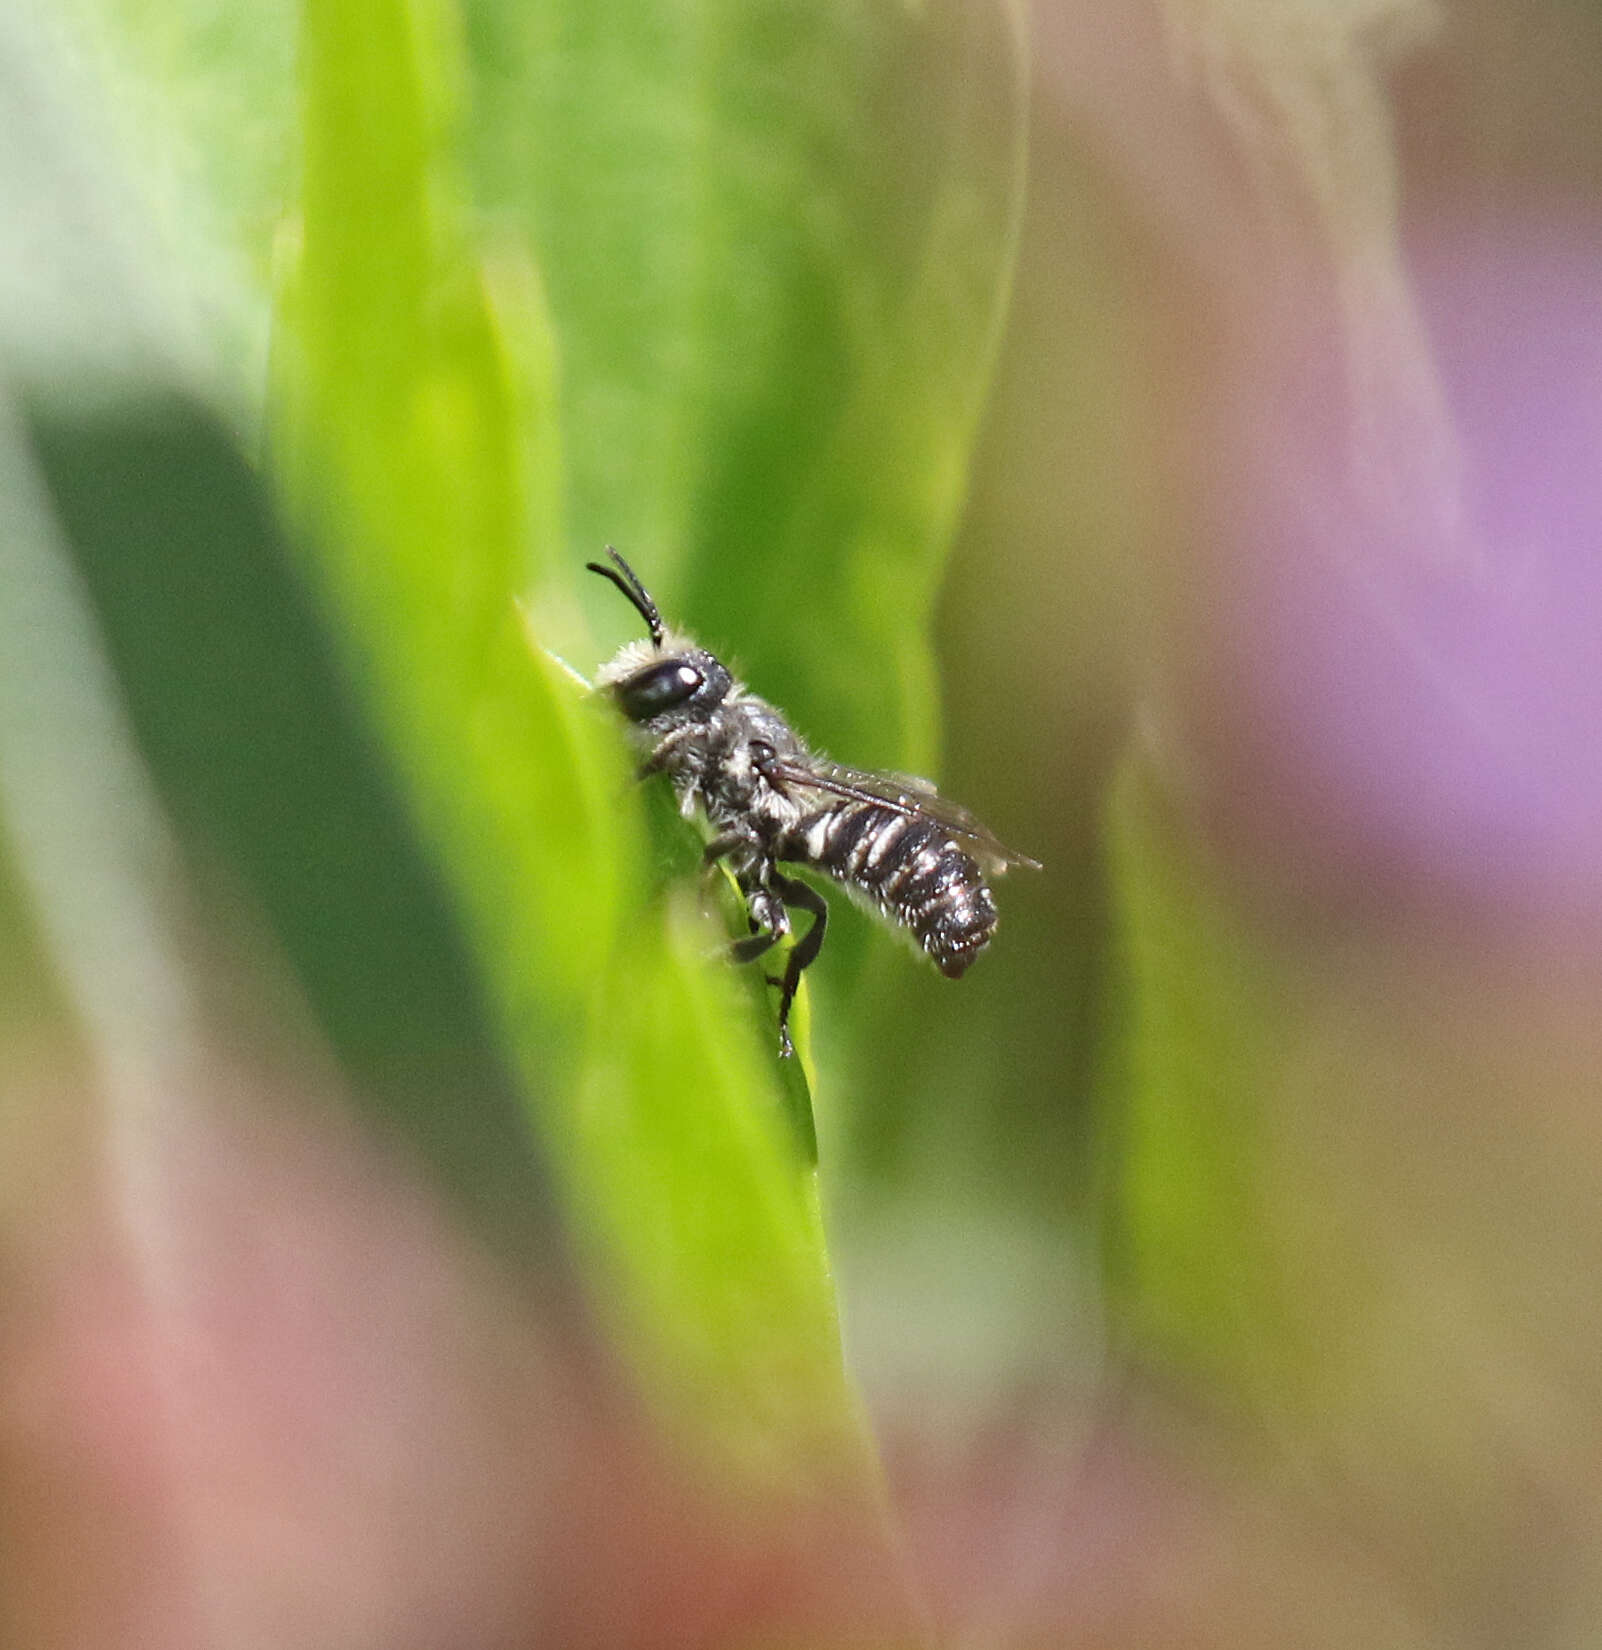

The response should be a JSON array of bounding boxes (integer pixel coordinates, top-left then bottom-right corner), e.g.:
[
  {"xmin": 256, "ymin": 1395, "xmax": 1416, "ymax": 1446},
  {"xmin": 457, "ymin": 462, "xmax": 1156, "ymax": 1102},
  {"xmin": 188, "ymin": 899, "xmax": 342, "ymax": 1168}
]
[{"xmin": 585, "ymin": 546, "xmax": 664, "ymax": 647}]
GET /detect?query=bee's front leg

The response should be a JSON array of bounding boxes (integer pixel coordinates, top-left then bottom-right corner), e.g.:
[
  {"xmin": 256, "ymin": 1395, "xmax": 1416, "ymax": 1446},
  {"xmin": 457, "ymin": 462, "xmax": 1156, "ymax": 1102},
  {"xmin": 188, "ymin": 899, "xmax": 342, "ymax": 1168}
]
[
  {"xmin": 701, "ymin": 834, "xmax": 761, "ymax": 927},
  {"xmin": 700, "ymin": 832, "xmax": 745, "ymax": 910},
  {"xmin": 731, "ymin": 882, "xmax": 788, "ymax": 964},
  {"xmin": 704, "ymin": 840, "xmax": 787, "ymax": 957},
  {"xmin": 766, "ymin": 871, "xmax": 826, "ymax": 1058},
  {"xmin": 703, "ymin": 843, "xmax": 806, "ymax": 1056}
]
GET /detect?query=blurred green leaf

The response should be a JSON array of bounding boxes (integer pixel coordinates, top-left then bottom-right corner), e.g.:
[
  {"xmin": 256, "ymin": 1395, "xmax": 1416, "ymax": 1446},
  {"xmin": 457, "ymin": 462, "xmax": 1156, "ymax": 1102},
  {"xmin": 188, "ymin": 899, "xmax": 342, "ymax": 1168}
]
[
  {"xmin": 275, "ymin": 0, "xmax": 897, "ymax": 1476},
  {"xmin": 484, "ymin": 0, "xmax": 1030, "ymax": 1073},
  {"xmin": 477, "ymin": 0, "xmax": 1029, "ymax": 769},
  {"xmin": 49, "ymin": 0, "xmax": 297, "ymax": 414},
  {"xmin": 46, "ymin": 0, "xmax": 1031, "ymax": 1487},
  {"xmin": 1103, "ymin": 756, "xmax": 1313, "ymax": 1413},
  {"xmin": 24, "ymin": 395, "xmax": 556, "ymax": 1250},
  {"xmin": 55, "ymin": 0, "xmax": 1030, "ymax": 1054}
]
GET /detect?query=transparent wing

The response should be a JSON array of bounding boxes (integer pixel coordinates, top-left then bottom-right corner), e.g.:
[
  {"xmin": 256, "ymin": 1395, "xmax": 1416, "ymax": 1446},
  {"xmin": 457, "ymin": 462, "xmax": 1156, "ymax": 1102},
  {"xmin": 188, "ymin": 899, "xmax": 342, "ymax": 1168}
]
[{"xmin": 763, "ymin": 754, "xmax": 1042, "ymax": 874}]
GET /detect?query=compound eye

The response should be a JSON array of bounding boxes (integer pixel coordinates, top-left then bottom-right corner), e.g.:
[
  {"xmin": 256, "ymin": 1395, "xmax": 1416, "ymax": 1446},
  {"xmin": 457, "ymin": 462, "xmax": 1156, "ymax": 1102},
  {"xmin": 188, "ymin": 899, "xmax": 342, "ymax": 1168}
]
[{"xmin": 617, "ymin": 659, "xmax": 704, "ymax": 720}]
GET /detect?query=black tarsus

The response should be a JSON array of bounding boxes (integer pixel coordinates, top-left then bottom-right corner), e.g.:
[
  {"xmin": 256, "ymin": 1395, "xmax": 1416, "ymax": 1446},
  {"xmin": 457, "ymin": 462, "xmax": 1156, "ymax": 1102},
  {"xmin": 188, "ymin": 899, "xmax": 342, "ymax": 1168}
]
[
  {"xmin": 768, "ymin": 870, "xmax": 826, "ymax": 1059},
  {"xmin": 732, "ymin": 931, "xmax": 782, "ymax": 965},
  {"xmin": 701, "ymin": 833, "xmax": 743, "ymax": 869},
  {"xmin": 705, "ymin": 825, "xmax": 827, "ymax": 1056},
  {"xmin": 586, "ymin": 546, "xmax": 665, "ymax": 646},
  {"xmin": 710, "ymin": 751, "xmax": 825, "ymax": 1055},
  {"xmin": 703, "ymin": 834, "xmax": 784, "ymax": 966}
]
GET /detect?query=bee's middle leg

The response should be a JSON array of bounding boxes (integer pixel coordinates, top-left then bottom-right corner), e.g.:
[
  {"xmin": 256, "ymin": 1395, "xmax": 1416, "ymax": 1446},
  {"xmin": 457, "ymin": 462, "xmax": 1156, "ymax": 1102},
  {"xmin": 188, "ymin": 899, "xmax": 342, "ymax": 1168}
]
[
  {"xmin": 705, "ymin": 842, "xmax": 788, "ymax": 967},
  {"xmin": 731, "ymin": 883, "xmax": 788, "ymax": 964},
  {"xmin": 701, "ymin": 833, "xmax": 753, "ymax": 923},
  {"xmin": 767, "ymin": 871, "xmax": 826, "ymax": 1058}
]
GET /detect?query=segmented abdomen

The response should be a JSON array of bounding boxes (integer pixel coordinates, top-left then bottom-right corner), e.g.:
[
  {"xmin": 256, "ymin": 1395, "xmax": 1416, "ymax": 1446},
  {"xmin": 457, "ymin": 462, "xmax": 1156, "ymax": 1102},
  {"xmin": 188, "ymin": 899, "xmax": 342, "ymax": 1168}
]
[{"xmin": 780, "ymin": 802, "xmax": 997, "ymax": 978}]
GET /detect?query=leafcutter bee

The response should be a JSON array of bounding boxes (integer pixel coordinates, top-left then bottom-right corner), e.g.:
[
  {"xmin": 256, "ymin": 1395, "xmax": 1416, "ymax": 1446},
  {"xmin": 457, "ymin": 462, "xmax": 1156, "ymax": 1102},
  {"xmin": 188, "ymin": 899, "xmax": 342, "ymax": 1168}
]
[{"xmin": 588, "ymin": 547, "xmax": 1039, "ymax": 1056}]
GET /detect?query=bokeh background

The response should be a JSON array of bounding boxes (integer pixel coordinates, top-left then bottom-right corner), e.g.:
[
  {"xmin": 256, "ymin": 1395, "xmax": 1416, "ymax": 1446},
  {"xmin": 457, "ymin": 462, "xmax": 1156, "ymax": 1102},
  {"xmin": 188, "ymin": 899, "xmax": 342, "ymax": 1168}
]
[{"xmin": 4, "ymin": 0, "xmax": 1602, "ymax": 1644}]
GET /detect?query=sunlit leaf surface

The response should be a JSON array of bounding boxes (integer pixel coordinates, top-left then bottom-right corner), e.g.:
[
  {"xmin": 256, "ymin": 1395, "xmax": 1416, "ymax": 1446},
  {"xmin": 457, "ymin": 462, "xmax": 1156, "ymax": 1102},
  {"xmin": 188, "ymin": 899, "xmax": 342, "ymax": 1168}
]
[{"xmin": 272, "ymin": 0, "xmax": 1026, "ymax": 1474}]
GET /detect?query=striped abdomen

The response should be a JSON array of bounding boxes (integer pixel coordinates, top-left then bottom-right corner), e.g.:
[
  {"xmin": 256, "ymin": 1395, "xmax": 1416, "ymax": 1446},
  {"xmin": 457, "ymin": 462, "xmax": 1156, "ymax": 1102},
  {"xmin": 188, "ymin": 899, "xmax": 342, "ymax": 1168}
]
[{"xmin": 780, "ymin": 802, "xmax": 998, "ymax": 978}]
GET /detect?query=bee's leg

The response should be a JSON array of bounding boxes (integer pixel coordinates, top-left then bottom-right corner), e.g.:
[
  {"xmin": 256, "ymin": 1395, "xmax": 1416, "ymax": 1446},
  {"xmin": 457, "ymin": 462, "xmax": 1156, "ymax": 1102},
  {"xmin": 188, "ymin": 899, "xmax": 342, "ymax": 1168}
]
[
  {"xmin": 699, "ymin": 833, "xmax": 744, "ymax": 911},
  {"xmin": 768, "ymin": 871, "xmax": 826, "ymax": 1058},
  {"xmin": 699, "ymin": 831, "xmax": 755, "ymax": 924},
  {"xmin": 732, "ymin": 882, "xmax": 787, "ymax": 965},
  {"xmin": 701, "ymin": 833, "xmax": 745, "ymax": 870},
  {"xmin": 635, "ymin": 728, "xmax": 689, "ymax": 783}
]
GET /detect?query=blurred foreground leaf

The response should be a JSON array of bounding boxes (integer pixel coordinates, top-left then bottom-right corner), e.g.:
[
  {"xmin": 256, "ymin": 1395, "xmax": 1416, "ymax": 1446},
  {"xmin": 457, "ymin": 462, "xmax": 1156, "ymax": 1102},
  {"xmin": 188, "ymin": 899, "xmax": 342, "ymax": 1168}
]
[
  {"xmin": 483, "ymin": 0, "xmax": 1030, "ymax": 952},
  {"xmin": 1103, "ymin": 758, "xmax": 1311, "ymax": 1414},
  {"xmin": 275, "ymin": 0, "xmax": 873, "ymax": 1475},
  {"xmin": 35, "ymin": 0, "xmax": 1030, "ymax": 1495}
]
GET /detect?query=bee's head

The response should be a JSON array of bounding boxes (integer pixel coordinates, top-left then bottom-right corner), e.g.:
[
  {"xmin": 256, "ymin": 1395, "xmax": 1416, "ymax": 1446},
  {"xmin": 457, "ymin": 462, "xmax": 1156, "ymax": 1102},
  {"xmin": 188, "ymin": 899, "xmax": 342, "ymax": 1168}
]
[{"xmin": 588, "ymin": 548, "xmax": 733, "ymax": 731}]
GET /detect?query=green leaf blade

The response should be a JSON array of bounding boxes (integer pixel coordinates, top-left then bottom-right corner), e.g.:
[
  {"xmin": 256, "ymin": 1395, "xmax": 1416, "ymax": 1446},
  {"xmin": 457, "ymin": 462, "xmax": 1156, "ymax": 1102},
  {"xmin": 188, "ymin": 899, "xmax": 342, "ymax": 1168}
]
[{"xmin": 280, "ymin": 0, "xmax": 886, "ymax": 1481}]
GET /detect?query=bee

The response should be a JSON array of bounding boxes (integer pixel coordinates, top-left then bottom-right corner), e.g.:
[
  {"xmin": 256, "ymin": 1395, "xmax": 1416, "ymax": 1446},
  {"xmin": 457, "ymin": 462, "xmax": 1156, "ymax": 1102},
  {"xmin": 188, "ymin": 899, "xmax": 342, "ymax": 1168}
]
[{"xmin": 588, "ymin": 547, "xmax": 1039, "ymax": 1056}]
